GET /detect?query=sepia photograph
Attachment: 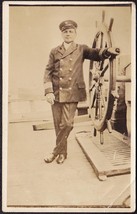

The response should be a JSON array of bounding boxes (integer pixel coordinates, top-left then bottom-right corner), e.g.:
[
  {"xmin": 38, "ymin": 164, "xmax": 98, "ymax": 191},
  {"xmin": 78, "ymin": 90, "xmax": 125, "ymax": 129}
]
[{"xmin": 2, "ymin": 1, "xmax": 136, "ymax": 213}]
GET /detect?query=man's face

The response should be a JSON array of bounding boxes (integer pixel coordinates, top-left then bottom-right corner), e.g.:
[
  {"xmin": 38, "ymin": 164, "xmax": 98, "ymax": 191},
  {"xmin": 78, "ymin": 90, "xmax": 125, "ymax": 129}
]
[{"xmin": 61, "ymin": 28, "xmax": 77, "ymax": 44}]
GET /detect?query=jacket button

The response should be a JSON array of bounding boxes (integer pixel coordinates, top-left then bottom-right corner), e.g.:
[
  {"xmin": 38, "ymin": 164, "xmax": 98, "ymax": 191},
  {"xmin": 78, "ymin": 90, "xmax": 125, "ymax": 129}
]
[
  {"xmin": 69, "ymin": 58, "xmax": 72, "ymax": 61},
  {"xmin": 60, "ymin": 77, "xmax": 63, "ymax": 80},
  {"xmin": 60, "ymin": 68, "xmax": 63, "ymax": 71},
  {"xmin": 60, "ymin": 87, "xmax": 62, "ymax": 90},
  {"xmin": 68, "ymin": 77, "xmax": 72, "ymax": 81},
  {"xmin": 69, "ymin": 68, "xmax": 72, "ymax": 71},
  {"xmin": 69, "ymin": 87, "xmax": 72, "ymax": 90}
]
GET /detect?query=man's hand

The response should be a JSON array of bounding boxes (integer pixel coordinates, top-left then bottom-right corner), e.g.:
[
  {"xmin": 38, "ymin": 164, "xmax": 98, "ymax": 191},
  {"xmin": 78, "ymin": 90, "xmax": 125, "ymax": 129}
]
[
  {"xmin": 106, "ymin": 47, "xmax": 120, "ymax": 57},
  {"xmin": 45, "ymin": 93, "xmax": 55, "ymax": 105}
]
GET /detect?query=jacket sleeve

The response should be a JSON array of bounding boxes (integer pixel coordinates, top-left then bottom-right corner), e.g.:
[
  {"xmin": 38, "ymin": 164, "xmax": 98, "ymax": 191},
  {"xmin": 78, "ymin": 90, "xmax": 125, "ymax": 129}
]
[
  {"xmin": 43, "ymin": 50, "xmax": 55, "ymax": 95},
  {"xmin": 83, "ymin": 45, "xmax": 110, "ymax": 61}
]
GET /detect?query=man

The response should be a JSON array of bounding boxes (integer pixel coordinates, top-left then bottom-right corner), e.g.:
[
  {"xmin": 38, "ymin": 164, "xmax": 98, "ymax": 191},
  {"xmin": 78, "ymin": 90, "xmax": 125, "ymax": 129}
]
[{"xmin": 44, "ymin": 20, "xmax": 120, "ymax": 164}]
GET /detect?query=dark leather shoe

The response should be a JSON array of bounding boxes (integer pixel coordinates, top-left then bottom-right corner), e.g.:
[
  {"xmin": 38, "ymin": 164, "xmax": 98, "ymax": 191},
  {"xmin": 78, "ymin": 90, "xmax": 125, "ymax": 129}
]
[
  {"xmin": 44, "ymin": 153, "xmax": 57, "ymax": 163},
  {"xmin": 56, "ymin": 154, "xmax": 66, "ymax": 164}
]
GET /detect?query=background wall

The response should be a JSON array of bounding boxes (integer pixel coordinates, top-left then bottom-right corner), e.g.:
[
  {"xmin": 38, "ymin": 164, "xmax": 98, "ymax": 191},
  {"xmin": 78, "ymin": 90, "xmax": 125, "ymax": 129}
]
[{"xmin": 8, "ymin": 5, "xmax": 131, "ymax": 97}]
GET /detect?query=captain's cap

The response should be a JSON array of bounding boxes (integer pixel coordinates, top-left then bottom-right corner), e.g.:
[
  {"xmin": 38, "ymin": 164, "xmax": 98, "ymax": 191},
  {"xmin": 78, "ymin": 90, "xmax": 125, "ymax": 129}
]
[{"xmin": 59, "ymin": 20, "xmax": 78, "ymax": 31}]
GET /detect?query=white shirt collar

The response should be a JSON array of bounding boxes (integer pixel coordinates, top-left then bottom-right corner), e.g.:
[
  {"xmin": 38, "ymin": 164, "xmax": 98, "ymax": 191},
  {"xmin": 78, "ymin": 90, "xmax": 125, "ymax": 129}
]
[{"xmin": 63, "ymin": 42, "xmax": 72, "ymax": 50}]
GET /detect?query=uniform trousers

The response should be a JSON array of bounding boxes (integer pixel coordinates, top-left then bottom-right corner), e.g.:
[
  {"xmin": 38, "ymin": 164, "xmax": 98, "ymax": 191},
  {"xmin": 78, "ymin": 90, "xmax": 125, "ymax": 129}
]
[{"xmin": 51, "ymin": 101, "xmax": 78, "ymax": 157}]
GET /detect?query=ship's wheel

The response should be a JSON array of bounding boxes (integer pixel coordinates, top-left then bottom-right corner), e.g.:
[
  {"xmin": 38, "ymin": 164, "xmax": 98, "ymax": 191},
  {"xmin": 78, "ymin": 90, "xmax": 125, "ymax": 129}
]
[{"xmin": 89, "ymin": 11, "xmax": 117, "ymax": 143}]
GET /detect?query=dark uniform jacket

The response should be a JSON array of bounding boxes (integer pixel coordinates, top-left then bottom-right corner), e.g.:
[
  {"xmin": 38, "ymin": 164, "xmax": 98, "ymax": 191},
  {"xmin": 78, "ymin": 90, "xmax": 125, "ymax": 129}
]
[{"xmin": 44, "ymin": 42, "xmax": 106, "ymax": 103}]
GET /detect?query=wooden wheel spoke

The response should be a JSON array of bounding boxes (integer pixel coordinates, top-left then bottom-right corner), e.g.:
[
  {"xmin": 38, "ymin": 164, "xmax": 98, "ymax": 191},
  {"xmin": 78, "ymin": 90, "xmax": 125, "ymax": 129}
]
[
  {"xmin": 100, "ymin": 63, "xmax": 109, "ymax": 77},
  {"xmin": 100, "ymin": 60, "xmax": 105, "ymax": 71},
  {"xmin": 89, "ymin": 81, "xmax": 96, "ymax": 92},
  {"xmin": 100, "ymin": 32, "xmax": 104, "ymax": 48},
  {"xmin": 90, "ymin": 88, "xmax": 96, "ymax": 108}
]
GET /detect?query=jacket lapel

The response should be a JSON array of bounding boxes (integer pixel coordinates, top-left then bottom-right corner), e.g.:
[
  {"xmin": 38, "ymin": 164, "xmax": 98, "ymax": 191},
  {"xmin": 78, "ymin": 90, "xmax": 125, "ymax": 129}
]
[
  {"xmin": 57, "ymin": 42, "xmax": 77, "ymax": 59},
  {"xmin": 57, "ymin": 44, "xmax": 65, "ymax": 56},
  {"xmin": 62, "ymin": 42, "xmax": 77, "ymax": 58}
]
